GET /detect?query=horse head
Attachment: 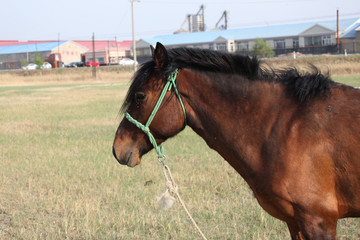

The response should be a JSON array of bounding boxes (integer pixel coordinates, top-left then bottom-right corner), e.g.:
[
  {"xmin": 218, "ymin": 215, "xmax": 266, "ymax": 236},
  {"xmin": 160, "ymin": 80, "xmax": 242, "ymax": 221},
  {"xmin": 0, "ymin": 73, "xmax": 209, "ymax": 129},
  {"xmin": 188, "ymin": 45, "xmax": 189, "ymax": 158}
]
[{"xmin": 112, "ymin": 43, "xmax": 186, "ymax": 167}]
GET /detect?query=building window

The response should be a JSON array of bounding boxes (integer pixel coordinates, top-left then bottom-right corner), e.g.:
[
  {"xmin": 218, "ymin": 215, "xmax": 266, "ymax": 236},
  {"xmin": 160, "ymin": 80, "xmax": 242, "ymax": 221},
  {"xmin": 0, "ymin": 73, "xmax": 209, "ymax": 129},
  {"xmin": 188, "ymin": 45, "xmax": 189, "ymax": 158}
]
[
  {"xmin": 216, "ymin": 43, "xmax": 227, "ymax": 51},
  {"xmin": 305, "ymin": 36, "xmax": 322, "ymax": 47},
  {"xmin": 274, "ymin": 40, "xmax": 285, "ymax": 49},
  {"xmin": 322, "ymin": 36, "xmax": 331, "ymax": 45},
  {"xmin": 313, "ymin": 36, "xmax": 322, "ymax": 46},
  {"xmin": 209, "ymin": 44, "xmax": 214, "ymax": 50},
  {"xmin": 305, "ymin": 37, "xmax": 312, "ymax": 46},
  {"xmin": 236, "ymin": 42, "xmax": 249, "ymax": 52},
  {"xmin": 293, "ymin": 39, "xmax": 299, "ymax": 48}
]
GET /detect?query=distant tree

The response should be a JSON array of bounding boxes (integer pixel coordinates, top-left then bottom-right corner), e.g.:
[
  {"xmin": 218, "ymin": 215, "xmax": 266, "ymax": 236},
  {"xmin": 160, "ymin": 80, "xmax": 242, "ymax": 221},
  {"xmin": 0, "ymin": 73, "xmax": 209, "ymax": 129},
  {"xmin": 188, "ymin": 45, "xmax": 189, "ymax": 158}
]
[
  {"xmin": 21, "ymin": 59, "xmax": 28, "ymax": 67},
  {"xmin": 250, "ymin": 38, "xmax": 275, "ymax": 58},
  {"xmin": 34, "ymin": 53, "xmax": 44, "ymax": 69}
]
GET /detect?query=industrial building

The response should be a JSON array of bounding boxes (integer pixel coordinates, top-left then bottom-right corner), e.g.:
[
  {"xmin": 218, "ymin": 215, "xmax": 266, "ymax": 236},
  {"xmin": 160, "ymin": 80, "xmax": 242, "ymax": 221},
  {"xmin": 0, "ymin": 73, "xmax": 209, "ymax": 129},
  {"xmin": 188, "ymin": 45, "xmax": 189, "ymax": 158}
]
[
  {"xmin": 0, "ymin": 41, "xmax": 87, "ymax": 69},
  {"xmin": 75, "ymin": 40, "xmax": 132, "ymax": 65},
  {"xmin": 1, "ymin": 16, "xmax": 359, "ymax": 69},
  {"xmin": 136, "ymin": 17, "xmax": 360, "ymax": 61},
  {"xmin": 0, "ymin": 40, "xmax": 132, "ymax": 70}
]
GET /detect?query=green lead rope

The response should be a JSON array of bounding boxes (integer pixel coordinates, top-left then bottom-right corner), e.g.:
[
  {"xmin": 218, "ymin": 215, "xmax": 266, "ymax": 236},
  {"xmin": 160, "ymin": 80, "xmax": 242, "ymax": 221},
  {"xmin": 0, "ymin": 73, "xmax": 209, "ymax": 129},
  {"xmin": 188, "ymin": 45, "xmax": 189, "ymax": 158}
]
[{"xmin": 125, "ymin": 69, "xmax": 187, "ymax": 159}]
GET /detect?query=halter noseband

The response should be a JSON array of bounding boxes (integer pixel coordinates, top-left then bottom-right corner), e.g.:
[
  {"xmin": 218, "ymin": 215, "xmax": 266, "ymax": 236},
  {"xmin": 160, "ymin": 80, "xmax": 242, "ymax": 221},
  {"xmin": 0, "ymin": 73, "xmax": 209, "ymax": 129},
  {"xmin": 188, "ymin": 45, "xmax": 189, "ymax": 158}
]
[{"xmin": 124, "ymin": 69, "xmax": 187, "ymax": 160}]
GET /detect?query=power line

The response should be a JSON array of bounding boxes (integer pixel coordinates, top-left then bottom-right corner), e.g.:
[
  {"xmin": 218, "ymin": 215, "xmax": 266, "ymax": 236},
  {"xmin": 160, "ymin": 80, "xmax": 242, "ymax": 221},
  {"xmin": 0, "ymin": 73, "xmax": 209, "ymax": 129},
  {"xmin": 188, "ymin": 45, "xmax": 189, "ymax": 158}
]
[{"xmin": 142, "ymin": 0, "xmax": 316, "ymax": 4}]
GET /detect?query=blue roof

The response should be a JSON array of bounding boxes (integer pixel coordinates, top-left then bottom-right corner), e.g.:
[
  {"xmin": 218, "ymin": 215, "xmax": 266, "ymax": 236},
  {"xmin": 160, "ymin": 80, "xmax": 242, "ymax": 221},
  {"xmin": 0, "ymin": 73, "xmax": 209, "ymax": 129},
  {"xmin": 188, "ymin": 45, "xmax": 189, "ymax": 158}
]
[
  {"xmin": 140, "ymin": 18, "xmax": 359, "ymax": 46},
  {"xmin": 0, "ymin": 41, "xmax": 66, "ymax": 54},
  {"xmin": 341, "ymin": 19, "xmax": 360, "ymax": 38}
]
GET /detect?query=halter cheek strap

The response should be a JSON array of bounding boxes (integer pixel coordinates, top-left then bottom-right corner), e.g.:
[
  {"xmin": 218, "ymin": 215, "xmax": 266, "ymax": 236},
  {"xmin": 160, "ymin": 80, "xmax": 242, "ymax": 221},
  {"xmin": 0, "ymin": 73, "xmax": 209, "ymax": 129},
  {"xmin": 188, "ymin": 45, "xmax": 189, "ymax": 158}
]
[{"xmin": 125, "ymin": 69, "xmax": 187, "ymax": 159}]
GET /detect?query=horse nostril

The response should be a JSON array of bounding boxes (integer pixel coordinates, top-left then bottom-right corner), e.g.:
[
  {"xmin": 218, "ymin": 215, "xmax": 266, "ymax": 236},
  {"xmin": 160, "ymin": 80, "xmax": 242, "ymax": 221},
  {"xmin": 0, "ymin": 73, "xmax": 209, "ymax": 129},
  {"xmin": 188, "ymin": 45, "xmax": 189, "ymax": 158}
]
[
  {"xmin": 112, "ymin": 146, "xmax": 133, "ymax": 166},
  {"xmin": 127, "ymin": 151, "xmax": 133, "ymax": 165}
]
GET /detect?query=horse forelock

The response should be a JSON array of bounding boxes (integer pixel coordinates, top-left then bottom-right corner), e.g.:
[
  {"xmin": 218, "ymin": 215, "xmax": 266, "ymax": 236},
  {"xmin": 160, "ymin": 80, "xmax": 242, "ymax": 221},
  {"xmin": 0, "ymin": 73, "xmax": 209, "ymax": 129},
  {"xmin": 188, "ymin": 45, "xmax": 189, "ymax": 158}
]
[{"xmin": 120, "ymin": 61, "xmax": 155, "ymax": 113}]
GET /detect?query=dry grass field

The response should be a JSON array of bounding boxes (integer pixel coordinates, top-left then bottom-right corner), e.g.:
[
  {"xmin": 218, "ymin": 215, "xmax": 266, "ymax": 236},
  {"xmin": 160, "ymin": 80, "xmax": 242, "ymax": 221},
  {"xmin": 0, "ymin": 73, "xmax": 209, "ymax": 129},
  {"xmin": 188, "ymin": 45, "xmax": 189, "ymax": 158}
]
[
  {"xmin": 265, "ymin": 54, "xmax": 360, "ymax": 76},
  {"xmin": 1, "ymin": 57, "xmax": 360, "ymax": 239}
]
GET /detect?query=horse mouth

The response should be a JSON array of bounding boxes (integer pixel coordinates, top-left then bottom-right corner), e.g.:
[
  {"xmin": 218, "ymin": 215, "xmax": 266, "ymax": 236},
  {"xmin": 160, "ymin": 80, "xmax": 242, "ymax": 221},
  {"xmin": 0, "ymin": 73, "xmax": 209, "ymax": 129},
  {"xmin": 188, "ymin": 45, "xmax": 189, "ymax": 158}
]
[
  {"xmin": 126, "ymin": 151, "xmax": 134, "ymax": 167},
  {"xmin": 112, "ymin": 144, "xmax": 147, "ymax": 167},
  {"xmin": 112, "ymin": 147, "xmax": 137, "ymax": 167},
  {"xmin": 125, "ymin": 151, "xmax": 141, "ymax": 167}
]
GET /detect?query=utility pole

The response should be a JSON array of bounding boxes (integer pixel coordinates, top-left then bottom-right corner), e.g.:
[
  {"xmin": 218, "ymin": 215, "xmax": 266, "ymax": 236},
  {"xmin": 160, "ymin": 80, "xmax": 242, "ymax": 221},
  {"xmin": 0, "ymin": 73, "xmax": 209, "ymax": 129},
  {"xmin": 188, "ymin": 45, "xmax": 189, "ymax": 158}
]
[
  {"xmin": 58, "ymin": 32, "xmax": 60, "ymax": 55},
  {"xmin": 92, "ymin": 32, "xmax": 96, "ymax": 79},
  {"xmin": 107, "ymin": 40, "xmax": 110, "ymax": 65},
  {"xmin": 131, "ymin": 0, "xmax": 139, "ymax": 73},
  {"xmin": 337, "ymin": 9, "xmax": 340, "ymax": 54},
  {"xmin": 115, "ymin": 36, "xmax": 119, "ymax": 63},
  {"xmin": 57, "ymin": 32, "xmax": 60, "ymax": 68}
]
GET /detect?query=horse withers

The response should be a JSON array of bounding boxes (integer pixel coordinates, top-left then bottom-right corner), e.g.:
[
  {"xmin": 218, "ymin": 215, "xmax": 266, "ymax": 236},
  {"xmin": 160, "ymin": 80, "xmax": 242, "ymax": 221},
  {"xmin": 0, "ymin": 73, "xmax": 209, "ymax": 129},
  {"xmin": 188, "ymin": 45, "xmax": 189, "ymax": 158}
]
[{"xmin": 113, "ymin": 42, "xmax": 360, "ymax": 239}]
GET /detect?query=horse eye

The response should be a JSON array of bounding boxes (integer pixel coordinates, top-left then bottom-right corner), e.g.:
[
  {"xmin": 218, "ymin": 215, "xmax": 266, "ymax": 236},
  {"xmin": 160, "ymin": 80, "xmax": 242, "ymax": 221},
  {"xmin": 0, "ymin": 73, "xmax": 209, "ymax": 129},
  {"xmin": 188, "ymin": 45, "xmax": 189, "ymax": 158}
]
[{"xmin": 135, "ymin": 92, "xmax": 146, "ymax": 104}]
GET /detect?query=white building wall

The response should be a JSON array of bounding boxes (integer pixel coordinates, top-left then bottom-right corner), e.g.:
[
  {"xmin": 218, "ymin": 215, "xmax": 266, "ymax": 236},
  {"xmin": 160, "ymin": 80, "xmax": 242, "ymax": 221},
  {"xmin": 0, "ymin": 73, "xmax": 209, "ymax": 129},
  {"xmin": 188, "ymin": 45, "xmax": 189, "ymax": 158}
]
[
  {"xmin": 227, "ymin": 40, "xmax": 235, "ymax": 52},
  {"xmin": 54, "ymin": 41, "xmax": 87, "ymax": 64},
  {"xmin": 331, "ymin": 35, "xmax": 337, "ymax": 45},
  {"xmin": 248, "ymin": 41, "xmax": 256, "ymax": 50},
  {"xmin": 299, "ymin": 37, "xmax": 305, "ymax": 47},
  {"xmin": 265, "ymin": 40, "xmax": 274, "ymax": 49},
  {"xmin": 285, "ymin": 38, "xmax": 293, "ymax": 48}
]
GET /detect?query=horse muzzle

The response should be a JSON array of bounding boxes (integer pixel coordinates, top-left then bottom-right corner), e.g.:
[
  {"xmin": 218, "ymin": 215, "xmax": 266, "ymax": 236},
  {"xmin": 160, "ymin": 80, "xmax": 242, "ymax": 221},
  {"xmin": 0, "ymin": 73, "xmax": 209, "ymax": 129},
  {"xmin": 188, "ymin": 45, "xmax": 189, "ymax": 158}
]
[{"xmin": 112, "ymin": 144, "xmax": 141, "ymax": 167}]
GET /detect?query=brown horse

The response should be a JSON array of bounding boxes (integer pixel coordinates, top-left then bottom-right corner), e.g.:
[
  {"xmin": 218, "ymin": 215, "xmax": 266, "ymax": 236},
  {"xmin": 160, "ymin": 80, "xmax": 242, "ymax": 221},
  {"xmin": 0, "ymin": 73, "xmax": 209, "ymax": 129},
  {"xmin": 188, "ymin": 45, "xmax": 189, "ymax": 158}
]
[{"xmin": 113, "ymin": 42, "xmax": 360, "ymax": 239}]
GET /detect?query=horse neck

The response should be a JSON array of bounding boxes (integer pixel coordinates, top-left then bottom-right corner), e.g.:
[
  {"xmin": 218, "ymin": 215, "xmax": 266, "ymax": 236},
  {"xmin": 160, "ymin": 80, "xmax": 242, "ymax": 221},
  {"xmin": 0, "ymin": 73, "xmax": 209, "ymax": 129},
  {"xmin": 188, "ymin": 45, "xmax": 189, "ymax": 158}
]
[{"xmin": 179, "ymin": 69, "xmax": 291, "ymax": 178}]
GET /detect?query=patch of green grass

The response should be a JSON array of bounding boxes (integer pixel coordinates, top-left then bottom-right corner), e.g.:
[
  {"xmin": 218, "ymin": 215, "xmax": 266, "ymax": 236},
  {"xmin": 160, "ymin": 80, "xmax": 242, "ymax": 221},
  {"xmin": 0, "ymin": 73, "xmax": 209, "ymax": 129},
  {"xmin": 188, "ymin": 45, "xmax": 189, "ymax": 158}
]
[
  {"xmin": 333, "ymin": 75, "xmax": 360, "ymax": 87},
  {"xmin": 0, "ymin": 76, "xmax": 359, "ymax": 239}
]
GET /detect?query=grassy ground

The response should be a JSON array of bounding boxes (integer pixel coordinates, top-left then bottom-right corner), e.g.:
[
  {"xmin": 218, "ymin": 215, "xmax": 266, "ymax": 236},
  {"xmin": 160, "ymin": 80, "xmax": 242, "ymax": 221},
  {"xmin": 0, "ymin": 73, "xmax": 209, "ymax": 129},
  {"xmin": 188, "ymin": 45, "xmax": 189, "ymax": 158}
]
[
  {"xmin": 333, "ymin": 75, "xmax": 360, "ymax": 87},
  {"xmin": 0, "ymin": 72, "xmax": 360, "ymax": 239}
]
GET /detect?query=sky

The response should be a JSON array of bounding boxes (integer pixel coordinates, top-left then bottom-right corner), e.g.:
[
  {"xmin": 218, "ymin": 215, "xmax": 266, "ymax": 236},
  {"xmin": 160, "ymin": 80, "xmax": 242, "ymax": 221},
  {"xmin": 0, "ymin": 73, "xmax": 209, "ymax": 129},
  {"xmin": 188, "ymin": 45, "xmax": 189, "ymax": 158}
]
[{"xmin": 1, "ymin": 0, "xmax": 360, "ymax": 42}]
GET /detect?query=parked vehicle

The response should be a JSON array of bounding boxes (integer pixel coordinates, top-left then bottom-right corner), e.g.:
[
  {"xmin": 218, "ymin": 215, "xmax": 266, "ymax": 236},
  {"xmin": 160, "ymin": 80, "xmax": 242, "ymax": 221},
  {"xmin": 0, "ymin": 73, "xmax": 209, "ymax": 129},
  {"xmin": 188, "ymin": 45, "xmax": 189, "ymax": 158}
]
[
  {"xmin": 65, "ymin": 62, "xmax": 85, "ymax": 68},
  {"xmin": 86, "ymin": 60, "xmax": 100, "ymax": 67},
  {"xmin": 22, "ymin": 63, "xmax": 38, "ymax": 70},
  {"xmin": 118, "ymin": 58, "xmax": 138, "ymax": 66},
  {"xmin": 42, "ymin": 62, "xmax": 52, "ymax": 69}
]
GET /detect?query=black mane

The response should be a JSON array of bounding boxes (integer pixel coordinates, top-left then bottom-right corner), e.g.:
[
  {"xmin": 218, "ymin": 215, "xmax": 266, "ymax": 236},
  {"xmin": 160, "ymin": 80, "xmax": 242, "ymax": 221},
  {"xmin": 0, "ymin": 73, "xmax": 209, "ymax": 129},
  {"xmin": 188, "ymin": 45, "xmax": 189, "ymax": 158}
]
[
  {"xmin": 167, "ymin": 47, "xmax": 260, "ymax": 78},
  {"xmin": 122, "ymin": 47, "xmax": 334, "ymax": 111}
]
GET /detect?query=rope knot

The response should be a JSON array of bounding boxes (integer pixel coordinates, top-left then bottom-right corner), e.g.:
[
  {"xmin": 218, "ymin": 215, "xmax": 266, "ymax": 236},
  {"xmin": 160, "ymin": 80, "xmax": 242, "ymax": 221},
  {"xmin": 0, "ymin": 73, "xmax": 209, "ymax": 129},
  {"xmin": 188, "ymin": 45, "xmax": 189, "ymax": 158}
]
[
  {"xmin": 166, "ymin": 180, "xmax": 178, "ymax": 194},
  {"xmin": 143, "ymin": 126, "xmax": 150, "ymax": 133}
]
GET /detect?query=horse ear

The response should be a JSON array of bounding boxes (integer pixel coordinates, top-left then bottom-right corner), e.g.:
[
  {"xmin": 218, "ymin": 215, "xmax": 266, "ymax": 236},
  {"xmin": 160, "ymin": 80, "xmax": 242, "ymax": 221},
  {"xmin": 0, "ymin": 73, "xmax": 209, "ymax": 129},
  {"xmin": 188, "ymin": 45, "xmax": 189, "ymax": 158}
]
[
  {"xmin": 150, "ymin": 45, "xmax": 155, "ymax": 57},
  {"xmin": 153, "ymin": 42, "xmax": 168, "ymax": 70}
]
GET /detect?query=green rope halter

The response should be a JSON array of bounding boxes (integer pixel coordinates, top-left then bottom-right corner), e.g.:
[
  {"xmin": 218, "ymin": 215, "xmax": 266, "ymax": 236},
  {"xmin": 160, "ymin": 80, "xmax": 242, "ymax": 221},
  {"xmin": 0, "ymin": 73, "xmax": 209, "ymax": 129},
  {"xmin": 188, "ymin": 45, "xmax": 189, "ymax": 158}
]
[{"xmin": 125, "ymin": 69, "xmax": 186, "ymax": 160}]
